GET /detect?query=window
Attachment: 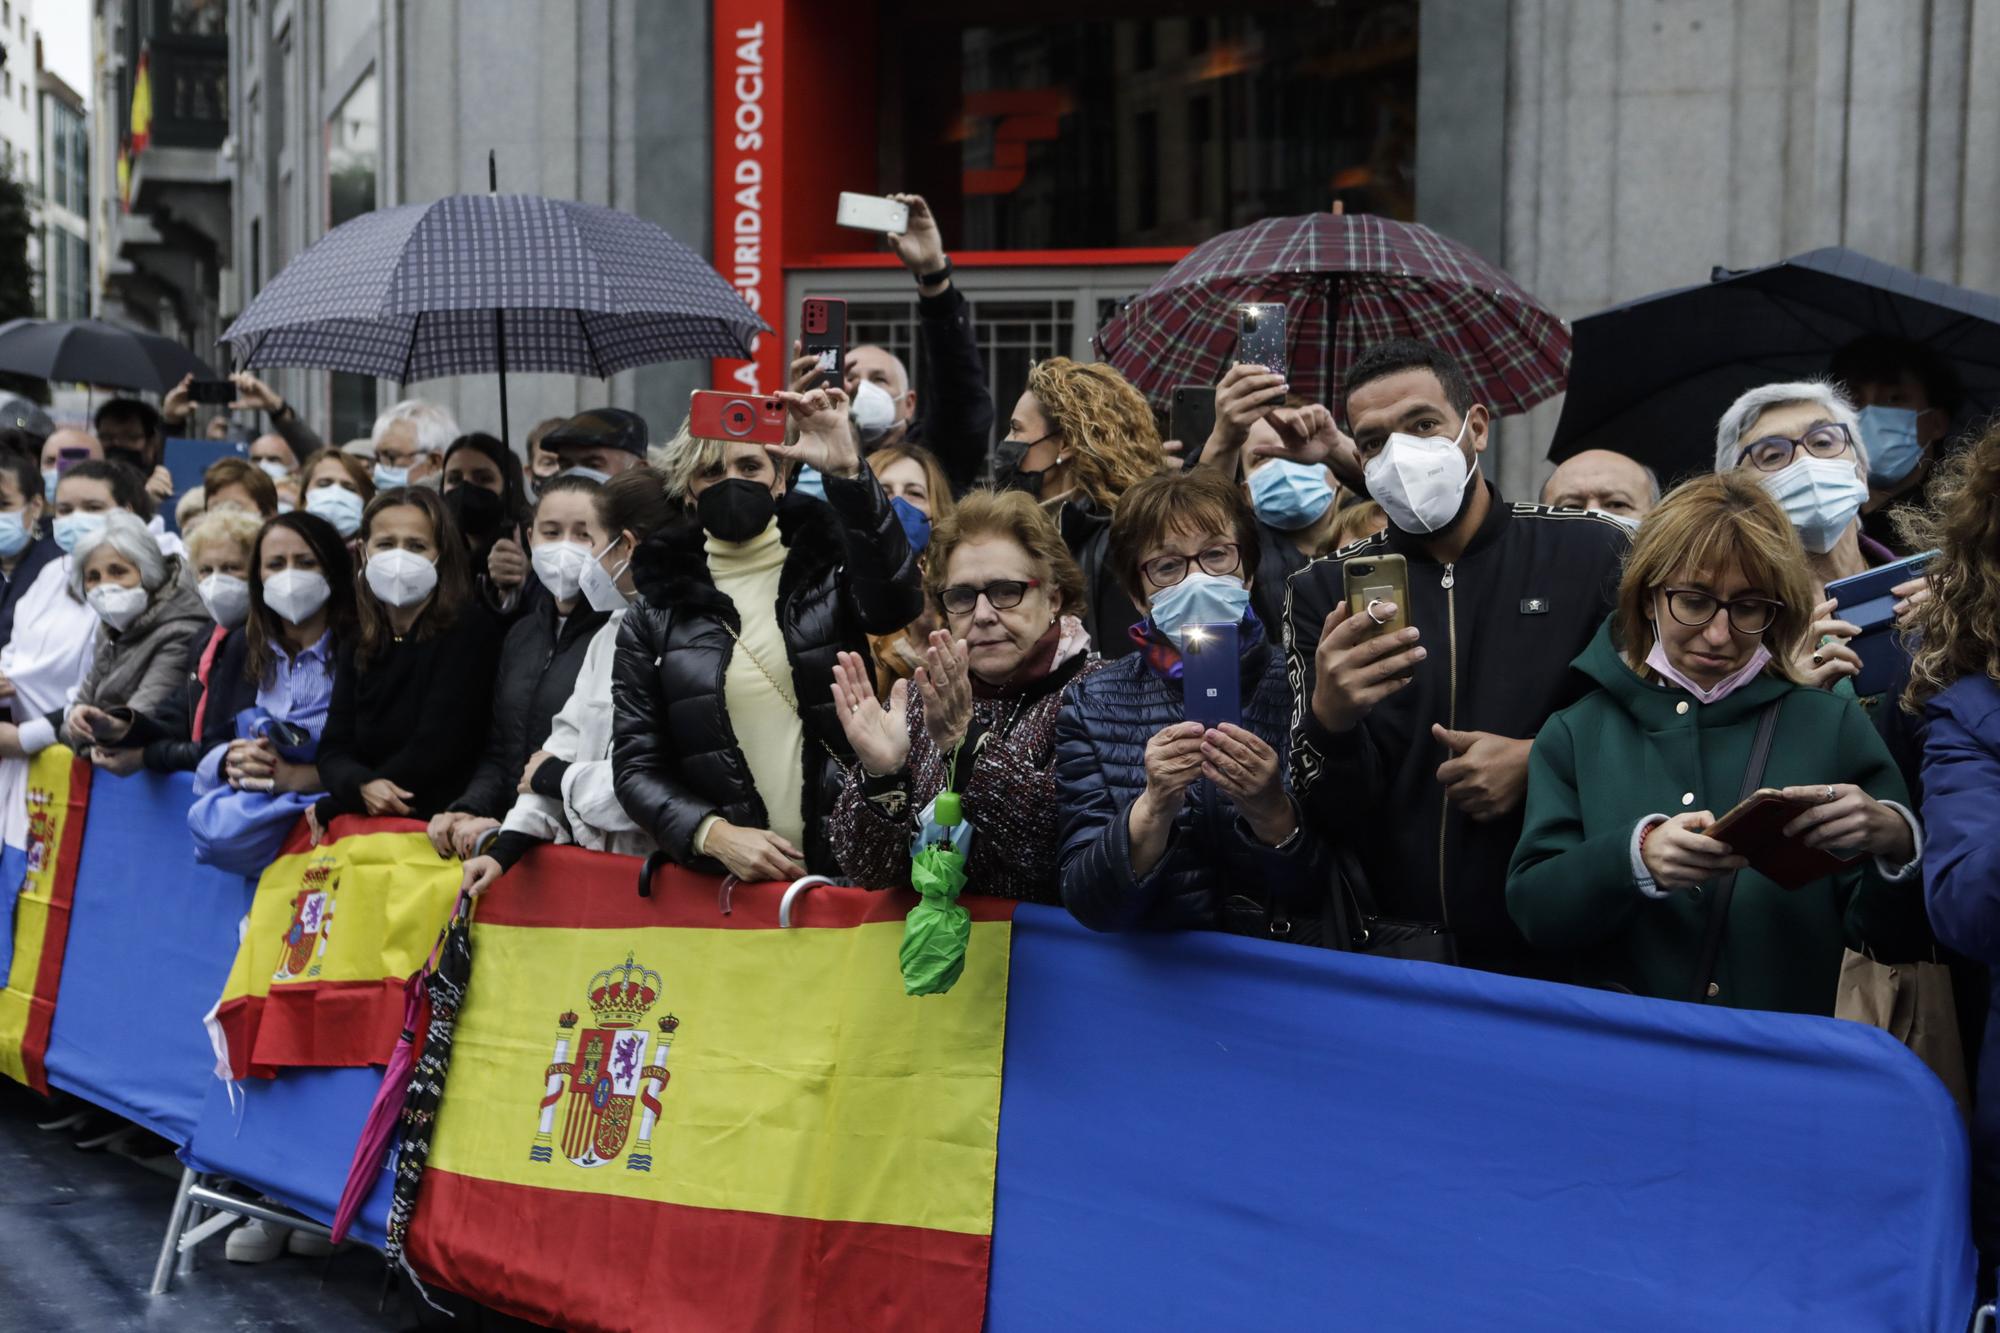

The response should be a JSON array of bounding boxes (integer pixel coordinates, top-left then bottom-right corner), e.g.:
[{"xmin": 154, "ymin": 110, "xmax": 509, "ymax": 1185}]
[
  {"xmin": 326, "ymin": 70, "xmax": 380, "ymax": 441},
  {"xmin": 3, "ymin": 70, "xmax": 11, "ymax": 99}
]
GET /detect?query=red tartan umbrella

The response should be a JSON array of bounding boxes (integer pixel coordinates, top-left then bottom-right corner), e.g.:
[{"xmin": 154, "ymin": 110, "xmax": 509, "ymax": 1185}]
[{"xmin": 1096, "ymin": 212, "xmax": 1570, "ymax": 415}]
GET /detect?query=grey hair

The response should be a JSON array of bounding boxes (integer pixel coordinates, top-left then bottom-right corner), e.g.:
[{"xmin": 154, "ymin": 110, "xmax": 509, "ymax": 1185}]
[
  {"xmin": 371, "ymin": 398, "xmax": 461, "ymax": 458},
  {"xmin": 68, "ymin": 509, "xmax": 168, "ymax": 598},
  {"xmin": 1713, "ymin": 379, "xmax": 1868, "ymax": 476}
]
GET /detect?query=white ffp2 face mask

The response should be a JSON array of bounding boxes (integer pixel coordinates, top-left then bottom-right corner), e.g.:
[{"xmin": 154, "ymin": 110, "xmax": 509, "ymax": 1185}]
[
  {"xmin": 365, "ymin": 548, "xmax": 439, "ymax": 608},
  {"xmin": 88, "ymin": 582, "xmax": 150, "ymax": 631},
  {"xmin": 1363, "ymin": 415, "xmax": 1476, "ymax": 536},
  {"xmin": 262, "ymin": 568, "xmax": 332, "ymax": 625},
  {"xmin": 580, "ymin": 538, "xmax": 631, "ymax": 613},
  {"xmin": 198, "ymin": 572, "xmax": 253, "ymax": 628},
  {"xmin": 850, "ymin": 378, "xmax": 900, "ymax": 445},
  {"xmin": 531, "ymin": 539, "xmax": 593, "ymax": 603}
]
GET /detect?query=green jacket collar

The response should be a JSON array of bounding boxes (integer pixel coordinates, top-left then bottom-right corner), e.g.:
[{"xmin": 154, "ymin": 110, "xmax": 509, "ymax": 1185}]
[{"xmin": 1571, "ymin": 617, "xmax": 1791, "ymax": 729}]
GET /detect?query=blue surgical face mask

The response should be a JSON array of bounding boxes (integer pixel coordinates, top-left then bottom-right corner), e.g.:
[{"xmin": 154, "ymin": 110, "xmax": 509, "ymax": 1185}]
[
  {"xmin": 889, "ymin": 496, "xmax": 931, "ymax": 552},
  {"xmin": 1149, "ymin": 570, "xmax": 1251, "ymax": 647},
  {"xmin": 305, "ymin": 485, "xmax": 365, "ymax": 537},
  {"xmin": 1760, "ymin": 455, "xmax": 1869, "ymax": 554},
  {"xmin": 0, "ymin": 508, "xmax": 32, "ymax": 559},
  {"xmin": 373, "ymin": 463, "xmax": 410, "ymax": 490},
  {"xmin": 1248, "ymin": 459, "xmax": 1335, "ymax": 531},
  {"xmin": 1857, "ymin": 404, "xmax": 1927, "ymax": 486},
  {"xmin": 53, "ymin": 511, "xmax": 107, "ymax": 555},
  {"xmin": 791, "ymin": 464, "xmax": 828, "ymax": 501},
  {"xmin": 41, "ymin": 468, "xmax": 59, "ymax": 499}
]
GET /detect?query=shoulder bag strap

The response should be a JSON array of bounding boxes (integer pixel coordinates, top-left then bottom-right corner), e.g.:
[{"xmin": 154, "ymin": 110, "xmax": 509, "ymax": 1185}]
[{"xmin": 1689, "ymin": 698, "xmax": 1784, "ymax": 1003}]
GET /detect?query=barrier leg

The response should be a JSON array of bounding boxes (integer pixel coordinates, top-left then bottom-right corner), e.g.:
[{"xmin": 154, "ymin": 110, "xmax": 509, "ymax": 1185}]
[
  {"xmin": 148, "ymin": 1166, "xmax": 197, "ymax": 1296},
  {"xmin": 1975, "ymin": 1304, "xmax": 1995, "ymax": 1333}
]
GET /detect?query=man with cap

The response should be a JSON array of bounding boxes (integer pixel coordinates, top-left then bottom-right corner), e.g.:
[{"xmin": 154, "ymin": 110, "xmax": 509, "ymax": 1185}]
[
  {"xmin": 542, "ymin": 407, "xmax": 649, "ymax": 483},
  {"xmin": 483, "ymin": 407, "xmax": 650, "ymax": 606}
]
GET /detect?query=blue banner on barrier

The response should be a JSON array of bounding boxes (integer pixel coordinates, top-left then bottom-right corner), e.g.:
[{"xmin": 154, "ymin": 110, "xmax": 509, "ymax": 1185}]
[
  {"xmin": 181, "ymin": 1065, "xmax": 394, "ymax": 1249},
  {"xmin": 42, "ymin": 770, "xmax": 252, "ymax": 1144},
  {"xmin": 986, "ymin": 907, "xmax": 1974, "ymax": 1333}
]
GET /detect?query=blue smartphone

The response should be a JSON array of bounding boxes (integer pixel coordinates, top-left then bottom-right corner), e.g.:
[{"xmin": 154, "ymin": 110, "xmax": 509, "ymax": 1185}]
[
  {"xmin": 1824, "ymin": 549, "xmax": 1937, "ymax": 697},
  {"xmin": 1181, "ymin": 622, "xmax": 1241, "ymax": 730}
]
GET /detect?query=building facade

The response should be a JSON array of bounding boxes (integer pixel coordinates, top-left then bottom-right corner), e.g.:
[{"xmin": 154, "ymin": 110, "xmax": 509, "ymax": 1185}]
[
  {"xmin": 36, "ymin": 59, "xmax": 88, "ymax": 321},
  {"xmin": 175, "ymin": 0, "xmax": 2000, "ymax": 484},
  {"xmin": 0, "ymin": 0, "xmax": 37, "ymax": 191}
]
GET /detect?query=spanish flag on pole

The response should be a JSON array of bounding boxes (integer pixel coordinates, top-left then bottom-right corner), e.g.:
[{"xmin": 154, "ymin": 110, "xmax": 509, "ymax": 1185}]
[
  {"xmin": 211, "ymin": 817, "xmax": 462, "ymax": 1078},
  {"xmin": 408, "ymin": 847, "xmax": 1013, "ymax": 1333},
  {"xmin": 0, "ymin": 749, "xmax": 91, "ymax": 1092}
]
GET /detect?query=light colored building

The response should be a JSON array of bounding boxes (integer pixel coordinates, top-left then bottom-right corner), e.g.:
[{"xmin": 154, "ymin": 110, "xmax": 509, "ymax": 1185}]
[
  {"xmin": 0, "ymin": 0, "xmax": 39, "ymax": 203},
  {"xmin": 36, "ymin": 56, "xmax": 87, "ymax": 321}
]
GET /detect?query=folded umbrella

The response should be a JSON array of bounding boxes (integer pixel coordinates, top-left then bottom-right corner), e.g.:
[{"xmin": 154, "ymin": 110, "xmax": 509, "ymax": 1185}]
[
  {"xmin": 0, "ymin": 317, "xmax": 215, "ymax": 393},
  {"xmin": 1549, "ymin": 246, "xmax": 2000, "ymax": 480},
  {"xmin": 1096, "ymin": 211, "xmax": 1569, "ymax": 415}
]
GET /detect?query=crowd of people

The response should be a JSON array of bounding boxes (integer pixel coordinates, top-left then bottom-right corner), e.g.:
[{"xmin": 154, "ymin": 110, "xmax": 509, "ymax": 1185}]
[{"xmin": 5, "ymin": 194, "xmax": 2000, "ymax": 1288}]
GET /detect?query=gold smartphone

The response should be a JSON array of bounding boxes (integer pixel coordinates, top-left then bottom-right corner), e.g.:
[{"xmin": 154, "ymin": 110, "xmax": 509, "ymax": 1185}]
[{"xmin": 1342, "ymin": 554, "xmax": 1411, "ymax": 635}]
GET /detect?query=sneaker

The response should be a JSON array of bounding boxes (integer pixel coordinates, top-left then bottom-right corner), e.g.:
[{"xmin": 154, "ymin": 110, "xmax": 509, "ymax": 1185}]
[
  {"xmin": 286, "ymin": 1229, "xmax": 335, "ymax": 1258},
  {"xmin": 225, "ymin": 1217, "xmax": 292, "ymax": 1263}
]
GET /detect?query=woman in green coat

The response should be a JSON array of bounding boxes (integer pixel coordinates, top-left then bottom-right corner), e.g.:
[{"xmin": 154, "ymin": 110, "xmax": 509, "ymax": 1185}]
[{"xmin": 1506, "ymin": 472, "xmax": 1926, "ymax": 1015}]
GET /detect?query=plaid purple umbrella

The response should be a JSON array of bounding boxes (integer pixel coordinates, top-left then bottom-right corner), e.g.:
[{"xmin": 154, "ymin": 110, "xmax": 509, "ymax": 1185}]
[
  {"xmin": 1096, "ymin": 212, "xmax": 1569, "ymax": 416},
  {"xmin": 219, "ymin": 186, "xmax": 767, "ymax": 442}
]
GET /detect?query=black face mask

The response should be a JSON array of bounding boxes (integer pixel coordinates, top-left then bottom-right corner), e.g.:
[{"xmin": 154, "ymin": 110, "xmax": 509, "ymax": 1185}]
[
  {"xmin": 697, "ymin": 478, "xmax": 777, "ymax": 543},
  {"xmin": 445, "ymin": 483, "xmax": 508, "ymax": 541},
  {"xmin": 992, "ymin": 435, "xmax": 1053, "ymax": 498},
  {"xmin": 106, "ymin": 447, "xmax": 151, "ymax": 476}
]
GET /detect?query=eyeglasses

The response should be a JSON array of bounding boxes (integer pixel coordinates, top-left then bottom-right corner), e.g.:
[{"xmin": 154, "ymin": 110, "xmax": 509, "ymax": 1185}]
[
  {"xmin": 940, "ymin": 579, "xmax": 1041, "ymax": 616},
  {"xmin": 1734, "ymin": 422, "xmax": 1854, "ymax": 473},
  {"xmin": 1661, "ymin": 588, "xmax": 1783, "ymax": 635},
  {"xmin": 1140, "ymin": 543, "xmax": 1241, "ymax": 590}
]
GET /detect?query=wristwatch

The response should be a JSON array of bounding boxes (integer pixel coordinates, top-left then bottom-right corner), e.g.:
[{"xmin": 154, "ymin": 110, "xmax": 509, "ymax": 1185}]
[
  {"xmin": 271, "ymin": 398, "xmax": 295, "ymax": 422},
  {"xmin": 916, "ymin": 256, "xmax": 953, "ymax": 288}
]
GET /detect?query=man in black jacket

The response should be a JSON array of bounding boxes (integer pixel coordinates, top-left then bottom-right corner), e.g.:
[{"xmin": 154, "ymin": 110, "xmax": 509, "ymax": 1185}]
[
  {"xmin": 1285, "ymin": 339, "xmax": 1628, "ymax": 975},
  {"xmin": 794, "ymin": 194, "xmax": 996, "ymax": 496}
]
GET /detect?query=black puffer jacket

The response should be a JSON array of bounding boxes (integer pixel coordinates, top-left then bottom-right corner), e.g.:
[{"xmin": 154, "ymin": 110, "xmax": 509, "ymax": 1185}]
[
  {"xmin": 1059, "ymin": 499, "xmax": 1138, "ymax": 661},
  {"xmin": 447, "ymin": 597, "xmax": 607, "ymax": 817},
  {"xmin": 1056, "ymin": 618, "xmax": 1326, "ymax": 931},
  {"xmin": 612, "ymin": 468, "xmax": 923, "ymax": 875}
]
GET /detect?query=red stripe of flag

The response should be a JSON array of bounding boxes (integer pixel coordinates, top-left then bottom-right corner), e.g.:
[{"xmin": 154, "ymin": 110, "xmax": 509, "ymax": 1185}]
[
  {"xmin": 476, "ymin": 845, "xmax": 1018, "ymax": 932},
  {"xmin": 409, "ymin": 1169, "xmax": 991, "ymax": 1333}
]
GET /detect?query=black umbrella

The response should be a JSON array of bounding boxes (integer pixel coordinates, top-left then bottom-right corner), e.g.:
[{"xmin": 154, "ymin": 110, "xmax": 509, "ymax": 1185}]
[
  {"xmin": 0, "ymin": 317, "xmax": 216, "ymax": 394},
  {"xmin": 1548, "ymin": 247, "xmax": 2000, "ymax": 480}
]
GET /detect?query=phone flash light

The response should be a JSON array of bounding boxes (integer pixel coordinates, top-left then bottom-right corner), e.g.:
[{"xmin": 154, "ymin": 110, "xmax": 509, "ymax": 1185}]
[{"xmin": 1184, "ymin": 626, "xmax": 1210, "ymax": 645}]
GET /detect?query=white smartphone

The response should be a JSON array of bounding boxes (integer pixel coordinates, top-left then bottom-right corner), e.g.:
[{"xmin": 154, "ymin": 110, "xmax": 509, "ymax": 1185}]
[{"xmin": 836, "ymin": 191, "xmax": 911, "ymax": 235}]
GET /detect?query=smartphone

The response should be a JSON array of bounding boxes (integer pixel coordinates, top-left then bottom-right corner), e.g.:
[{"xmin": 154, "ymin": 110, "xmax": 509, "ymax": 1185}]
[
  {"xmin": 800, "ymin": 297, "xmax": 848, "ymax": 388},
  {"xmin": 1342, "ymin": 554, "xmax": 1410, "ymax": 636},
  {"xmin": 1170, "ymin": 386, "xmax": 1218, "ymax": 470},
  {"xmin": 188, "ymin": 379, "xmax": 237, "ymax": 405},
  {"xmin": 1705, "ymin": 789, "xmax": 1853, "ymax": 890},
  {"xmin": 836, "ymin": 191, "xmax": 911, "ymax": 235},
  {"xmin": 56, "ymin": 444, "xmax": 93, "ymax": 475},
  {"xmin": 1181, "ymin": 622, "xmax": 1242, "ymax": 730},
  {"xmin": 1236, "ymin": 303, "xmax": 1289, "ymax": 383},
  {"xmin": 687, "ymin": 389, "xmax": 787, "ymax": 446},
  {"xmin": 1824, "ymin": 548, "xmax": 1938, "ymax": 697}
]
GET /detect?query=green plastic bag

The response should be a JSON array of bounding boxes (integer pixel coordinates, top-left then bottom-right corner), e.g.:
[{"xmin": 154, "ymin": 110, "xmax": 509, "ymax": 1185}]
[{"xmin": 902, "ymin": 791, "xmax": 972, "ymax": 996}]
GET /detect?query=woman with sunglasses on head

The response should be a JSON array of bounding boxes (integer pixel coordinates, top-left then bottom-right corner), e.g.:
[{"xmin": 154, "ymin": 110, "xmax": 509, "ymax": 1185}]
[
  {"xmin": 1716, "ymin": 380, "xmax": 1931, "ymax": 694},
  {"xmin": 1055, "ymin": 469, "xmax": 1326, "ymax": 934},
  {"xmin": 829, "ymin": 490, "xmax": 1104, "ymax": 902},
  {"xmin": 1507, "ymin": 473, "xmax": 1927, "ymax": 1013}
]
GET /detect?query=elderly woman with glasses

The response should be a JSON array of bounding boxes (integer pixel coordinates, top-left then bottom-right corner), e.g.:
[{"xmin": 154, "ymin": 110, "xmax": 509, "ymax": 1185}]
[
  {"xmin": 1715, "ymin": 379, "xmax": 1931, "ymax": 692},
  {"xmin": 829, "ymin": 490, "xmax": 1103, "ymax": 902},
  {"xmin": 1053, "ymin": 469, "xmax": 1327, "ymax": 936},
  {"xmin": 1506, "ymin": 473, "xmax": 1927, "ymax": 1013}
]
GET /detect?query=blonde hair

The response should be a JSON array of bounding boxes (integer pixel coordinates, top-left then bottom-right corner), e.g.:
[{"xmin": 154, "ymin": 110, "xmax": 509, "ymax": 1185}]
[
  {"xmin": 1900, "ymin": 423, "xmax": 2000, "ymax": 709},
  {"xmin": 1327, "ymin": 499, "xmax": 1386, "ymax": 551},
  {"xmin": 650, "ymin": 415, "xmax": 732, "ymax": 502},
  {"xmin": 1024, "ymin": 358, "xmax": 1163, "ymax": 511},
  {"xmin": 1615, "ymin": 472, "xmax": 1815, "ymax": 684},
  {"xmin": 184, "ymin": 507, "xmax": 262, "ymax": 566}
]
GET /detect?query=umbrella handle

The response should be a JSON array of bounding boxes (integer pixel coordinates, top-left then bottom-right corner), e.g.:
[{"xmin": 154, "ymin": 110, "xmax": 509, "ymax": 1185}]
[{"xmin": 779, "ymin": 876, "xmax": 836, "ymax": 928}]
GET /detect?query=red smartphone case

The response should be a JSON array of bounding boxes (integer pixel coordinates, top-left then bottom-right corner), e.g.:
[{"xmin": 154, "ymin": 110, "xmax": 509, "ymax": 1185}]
[
  {"xmin": 687, "ymin": 390, "xmax": 787, "ymax": 446},
  {"xmin": 1704, "ymin": 791, "xmax": 1854, "ymax": 890}
]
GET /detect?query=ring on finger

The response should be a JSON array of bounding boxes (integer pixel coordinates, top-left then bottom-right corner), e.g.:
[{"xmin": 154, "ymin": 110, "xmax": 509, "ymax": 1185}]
[
  {"xmin": 1822, "ymin": 785, "xmax": 1836, "ymax": 803},
  {"xmin": 1365, "ymin": 599, "xmax": 1390, "ymax": 627}
]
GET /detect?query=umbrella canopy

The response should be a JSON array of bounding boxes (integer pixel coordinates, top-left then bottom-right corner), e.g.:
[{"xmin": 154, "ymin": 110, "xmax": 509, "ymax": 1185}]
[
  {"xmin": 1549, "ymin": 246, "xmax": 2000, "ymax": 479},
  {"xmin": 0, "ymin": 318, "xmax": 216, "ymax": 394},
  {"xmin": 219, "ymin": 193, "xmax": 768, "ymax": 382},
  {"xmin": 1095, "ymin": 212, "xmax": 1570, "ymax": 416}
]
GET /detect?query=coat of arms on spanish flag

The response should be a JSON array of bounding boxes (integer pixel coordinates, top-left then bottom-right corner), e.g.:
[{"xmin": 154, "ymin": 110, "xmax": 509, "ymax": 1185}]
[
  {"xmin": 0, "ymin": 748, "xmax": 91, "ymax": 1092},
  {"xmin": 209, "ymin": 816, "xmax": 462, "ymax": 1079},
  {"xmin": 407, "ymin": 846, "xmax": 1013, "ymax": 1333}
]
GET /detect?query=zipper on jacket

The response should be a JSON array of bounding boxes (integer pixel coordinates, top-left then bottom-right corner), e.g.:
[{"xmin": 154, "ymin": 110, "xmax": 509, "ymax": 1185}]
[{"xmin": 1437, "ymin": 562, "xmax": 1458, "ymax": 929}]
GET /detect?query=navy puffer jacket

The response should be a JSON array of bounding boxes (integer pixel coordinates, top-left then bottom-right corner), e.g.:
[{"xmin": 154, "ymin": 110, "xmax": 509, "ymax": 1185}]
[{"xmin": 1055, "ymin": 617, "xmax": 1327, "ymax": 932}]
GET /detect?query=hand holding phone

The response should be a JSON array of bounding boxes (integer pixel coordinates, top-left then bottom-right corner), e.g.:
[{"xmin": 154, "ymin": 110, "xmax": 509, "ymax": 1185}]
[
  {"xmin": 1169, "ymin": 387, "xmax": 1218, "ymax": 470},
  {"xmin": 1342, "ymin": 555, "xmax": 1410, "ymax": 636},
  {"xmin": 1236, "ymin": 303, "xmax": 1289, "ymax": 384},
  {"xmin": 800, "ymin": 298, "xmax": 848, "ymax": 389},
  {"xmin": 688, "ymin": 389, "xmax": 787, "ymax": 445},
  {"xmin": 1181, "ymin": 622, "xmax": 1242, "ymax": 729},
  {"xmin": 188, "ymin": 379, "xmax": 238, "ymax": 405}
]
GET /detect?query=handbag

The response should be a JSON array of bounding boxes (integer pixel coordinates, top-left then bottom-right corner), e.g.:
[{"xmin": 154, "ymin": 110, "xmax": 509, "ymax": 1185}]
[
  {"xmin": 1689, "ymin": 699, "xmax": 1783, "ymax": 1002},
  {"xmin": 1835, "ymin": 948, "xmax": 1972, "ymax": 1116},
  {"xmin": 1334, "ymin": 845, "xmax": 1459, "ymax": 966}
]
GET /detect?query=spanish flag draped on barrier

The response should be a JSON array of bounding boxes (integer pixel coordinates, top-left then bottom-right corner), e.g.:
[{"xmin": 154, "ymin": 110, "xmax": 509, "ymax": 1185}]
[
  {"xmin": 210, "ymin": 817, "xmax": 464, "ymax": 1079},
  {"xmin": 406, "ymin": 847, "xmax": 1013, "ymax": 1333},
  {"xmin": 0, "ymin": 748, "xmax": 91, "ymax": 1092}
]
